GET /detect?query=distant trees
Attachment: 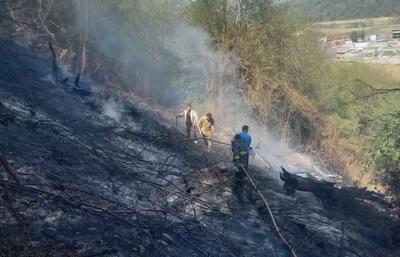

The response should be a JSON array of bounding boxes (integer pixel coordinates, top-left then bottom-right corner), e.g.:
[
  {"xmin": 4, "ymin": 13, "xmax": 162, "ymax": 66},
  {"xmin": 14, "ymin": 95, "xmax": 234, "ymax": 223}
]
[
  {"xmin": 289, "ymin": 0, "xmax": 400, "ymax": 22},
  {"xmin": 351, "ymin": 31, "xmax": 366, "ymax": 42},
  {"xmin": 351, "ymin": 31, "xmax": 359, "ymax": 42}
]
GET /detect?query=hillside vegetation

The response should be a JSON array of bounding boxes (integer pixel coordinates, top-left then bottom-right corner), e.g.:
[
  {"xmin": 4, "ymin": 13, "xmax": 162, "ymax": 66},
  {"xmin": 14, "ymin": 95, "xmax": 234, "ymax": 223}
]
[
  {"xmin": 186, "ymin": 1, "xmax": 400, "ymax": 199},
  {"xmin": 303, "ymin": 62, "xmax": 400, "ymax": 192}
]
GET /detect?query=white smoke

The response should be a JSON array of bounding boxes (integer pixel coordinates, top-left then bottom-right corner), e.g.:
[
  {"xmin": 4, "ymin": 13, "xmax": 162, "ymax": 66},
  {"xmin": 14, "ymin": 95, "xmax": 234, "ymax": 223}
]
[
  {"xmin": 102, "ymin": 98, "xmax": 122, "ymax": 122},
  {"xmin": 72, "ymin": 0, "xmax": 340, "ymax": 183}
]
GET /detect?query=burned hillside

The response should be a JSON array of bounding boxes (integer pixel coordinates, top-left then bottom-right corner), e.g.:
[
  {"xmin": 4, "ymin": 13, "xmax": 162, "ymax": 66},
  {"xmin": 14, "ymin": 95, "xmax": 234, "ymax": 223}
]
[{"xmin": 0, "ymin": 41, "xmax": 399, "ymax": 257}]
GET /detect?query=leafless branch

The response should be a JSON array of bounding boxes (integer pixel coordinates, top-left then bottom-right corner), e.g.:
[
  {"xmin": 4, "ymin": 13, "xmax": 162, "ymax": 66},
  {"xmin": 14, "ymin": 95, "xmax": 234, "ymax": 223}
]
[{"xmin": 353, "ymin": 79, "xmax": 400, "ymax": 101}]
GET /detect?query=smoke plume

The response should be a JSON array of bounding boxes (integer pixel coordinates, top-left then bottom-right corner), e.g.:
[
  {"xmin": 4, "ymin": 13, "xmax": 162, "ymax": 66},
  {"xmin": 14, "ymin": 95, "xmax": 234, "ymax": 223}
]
[{"xmin": 72, "ymin": 0, "xmax": 339, "ymax": 182}]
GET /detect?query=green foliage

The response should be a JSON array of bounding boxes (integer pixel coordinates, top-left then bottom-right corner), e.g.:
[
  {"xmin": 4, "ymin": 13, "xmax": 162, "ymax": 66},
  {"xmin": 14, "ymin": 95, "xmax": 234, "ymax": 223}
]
[
  {"xmin": 185, "ymin": 0, "xmax": 274, "ymax": 40},
  {"xmin": 304, "ymin": 60, "xmax": 400, "ymax": 191},
  {"xmin": 367, "ymin": 113, "xmax": 400, "ymax": 201}
]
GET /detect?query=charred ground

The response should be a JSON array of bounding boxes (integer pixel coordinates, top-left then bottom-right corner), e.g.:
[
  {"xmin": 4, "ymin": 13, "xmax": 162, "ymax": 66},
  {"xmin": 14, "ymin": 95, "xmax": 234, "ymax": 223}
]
[{"xmin": 0, "ymin": 41, "xmax": 399, "ymax": 257}]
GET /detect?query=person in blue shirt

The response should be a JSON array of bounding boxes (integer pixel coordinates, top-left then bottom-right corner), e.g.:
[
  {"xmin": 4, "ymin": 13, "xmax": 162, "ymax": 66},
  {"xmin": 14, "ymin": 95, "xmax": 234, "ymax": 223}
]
[
  {"xmin": 239, "ymin": 125, "xmax": 252, "ymax": 153},
  {"xmin": 231, "ymin": 125, "xmax": 252, "ymax": 170},
  {"xmin": 231, "ymin": 125, "xmax": 252, "ymax": 202}
]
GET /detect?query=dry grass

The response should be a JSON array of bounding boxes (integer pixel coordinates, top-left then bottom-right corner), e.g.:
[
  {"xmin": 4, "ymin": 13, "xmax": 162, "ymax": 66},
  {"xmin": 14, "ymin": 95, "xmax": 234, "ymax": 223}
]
[
  {"xmin": 373, "ymin": 64, "xmax": 400, "ymax": 82},
  {"xmin": 358, "ymin": 63, "xmax": 400, "ymax": 87},
  {"xmin": 333, "ymin": 62, "xmax": 400, "ymax": 88}
]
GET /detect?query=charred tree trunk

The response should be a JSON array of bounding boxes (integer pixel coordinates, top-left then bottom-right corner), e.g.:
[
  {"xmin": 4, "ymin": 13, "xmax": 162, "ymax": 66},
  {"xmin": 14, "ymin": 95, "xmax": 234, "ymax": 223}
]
[{"xmin": 49, "ymin": 42, "xmax": 61, "ymax": 84}]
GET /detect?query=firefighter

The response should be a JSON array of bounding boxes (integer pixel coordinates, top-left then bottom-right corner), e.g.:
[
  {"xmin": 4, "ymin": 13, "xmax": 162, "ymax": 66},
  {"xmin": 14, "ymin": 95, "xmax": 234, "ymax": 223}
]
[
  {"xmin": 176, "ymin": 104, "xmax": 198, "ymax": 140},
  {"xmin": 197, "ymin": 112, "xmax": 214, "ymax": 151}
]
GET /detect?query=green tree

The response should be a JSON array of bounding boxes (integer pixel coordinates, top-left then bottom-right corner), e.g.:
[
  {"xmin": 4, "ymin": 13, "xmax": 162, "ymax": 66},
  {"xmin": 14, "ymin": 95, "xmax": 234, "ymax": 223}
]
[
  {"xmin": 368, "ymin": 113, "xmax": 400, "ymax": 202},
  {"xmin": 351, "ymin": 31, "xmax": 359, "ymax": 42}
]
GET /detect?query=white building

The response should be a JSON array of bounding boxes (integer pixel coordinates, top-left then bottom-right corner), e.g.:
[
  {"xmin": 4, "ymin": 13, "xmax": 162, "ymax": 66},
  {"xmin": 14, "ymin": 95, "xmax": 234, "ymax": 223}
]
[{"xmin": 369, "ymin": 34, "xmax": 377, "ymax": 41}]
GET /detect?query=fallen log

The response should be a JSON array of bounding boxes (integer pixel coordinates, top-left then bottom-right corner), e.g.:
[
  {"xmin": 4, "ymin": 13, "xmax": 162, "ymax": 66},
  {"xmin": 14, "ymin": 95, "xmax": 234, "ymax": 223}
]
[{"xmin": 279, "ymin": 167, "xmax": 335, "ymax": 202}]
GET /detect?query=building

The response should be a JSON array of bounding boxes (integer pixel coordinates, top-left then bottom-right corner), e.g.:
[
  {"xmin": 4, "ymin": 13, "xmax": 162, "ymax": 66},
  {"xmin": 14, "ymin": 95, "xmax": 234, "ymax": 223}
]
[
  {"xmin": 370, "ymin": 34, "xmax": 377, "ymax": 41},
  {"xmin": 393, "ymin": 30, "xmax": 400, "ymax": 39}
]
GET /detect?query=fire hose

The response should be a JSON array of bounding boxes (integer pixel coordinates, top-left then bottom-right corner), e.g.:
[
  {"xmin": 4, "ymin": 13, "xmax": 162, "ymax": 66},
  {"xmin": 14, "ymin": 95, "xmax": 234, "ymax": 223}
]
[
  {"xmin": 240, "ymin": 163, "xmax": 298, "ymax": 257},
  {"xmin": 165, "ymin": 136, "xmax": 298, "ymax": 256}
]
